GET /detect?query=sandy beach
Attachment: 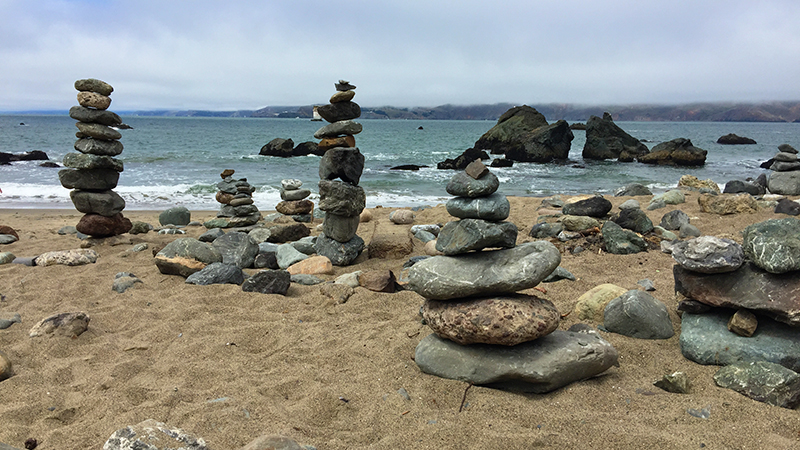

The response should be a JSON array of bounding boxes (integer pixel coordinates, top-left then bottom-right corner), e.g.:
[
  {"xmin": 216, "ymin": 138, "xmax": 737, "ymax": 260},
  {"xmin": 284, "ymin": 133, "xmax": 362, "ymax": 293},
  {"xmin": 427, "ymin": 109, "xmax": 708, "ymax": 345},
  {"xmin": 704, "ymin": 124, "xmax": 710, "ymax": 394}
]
[{"xmin": 1, "ymin": 193, "xmax": 799, "ymax": 449}]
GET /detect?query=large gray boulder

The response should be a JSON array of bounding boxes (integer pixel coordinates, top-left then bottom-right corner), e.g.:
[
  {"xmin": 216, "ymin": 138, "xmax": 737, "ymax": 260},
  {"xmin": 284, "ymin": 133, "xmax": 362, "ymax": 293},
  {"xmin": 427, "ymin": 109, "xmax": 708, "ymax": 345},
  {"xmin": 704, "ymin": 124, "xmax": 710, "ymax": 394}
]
[
  {"xmin": 582, "ymin": 113, "xmax": 649, "ymax": 161},
  {"xmin": 768, "ymin": 171, "xmax": 800, "ymax": 195},
  {"xmin": 473, "ymin": 105, "xmax": 549, "ymax": 155},
  {"xmin": 414, "ymin": 331, "xmax": 618, "ymax": 393},
  {"xmin": 504, "ymin": 120, "xmax": 574, "ymax": 162},
  {"xmin": 601, "ymin": 221, "xmax": 647, "ymax": 254},
  {"xmin": 159, "ymin": 206, "xmax": 191, "ymax": 226},
  {"xmin": 314, "ymin": 233, "xmax": 364, "ymax": 266},
  {"xmin": 742, "ymin": 217, "xmax": 800, "ymax": 274},
  {"xmin": 408, "ymin": 241, "xmax": 561, "ymax": 300},
  {"xmin": 259, "ymin": 138, "xmax": 295, "ymax": 157},
  {"xmin": 637, "ymin": 138, "xmax": 707, "ymax": 166}
]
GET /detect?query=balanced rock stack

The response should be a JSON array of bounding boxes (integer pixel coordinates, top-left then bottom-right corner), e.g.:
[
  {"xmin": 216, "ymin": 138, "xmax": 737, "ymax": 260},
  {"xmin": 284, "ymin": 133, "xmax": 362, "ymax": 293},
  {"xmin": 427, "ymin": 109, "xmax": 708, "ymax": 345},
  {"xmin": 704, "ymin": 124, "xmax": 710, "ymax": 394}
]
[
  {"xmin": 204, "ymin": 169, "xmax": 261, "ymax": 228},
  {"xmin": 60, "ymin": 78, "xmax": 131, "ymax": 237},
  {"xmin": 766, "ymin": 144, "xmax": 800, "ymax": 195},
  {"xmin": 276, "ymin": 179, "xmax": 313, "ymax": 223},
  {"xmin": 312, "ymin": 80, "xmax": 366, "ymax": 266},
  {"xmin": 408, "ymin": 162, "xmax": 619, "ymax": 392}
]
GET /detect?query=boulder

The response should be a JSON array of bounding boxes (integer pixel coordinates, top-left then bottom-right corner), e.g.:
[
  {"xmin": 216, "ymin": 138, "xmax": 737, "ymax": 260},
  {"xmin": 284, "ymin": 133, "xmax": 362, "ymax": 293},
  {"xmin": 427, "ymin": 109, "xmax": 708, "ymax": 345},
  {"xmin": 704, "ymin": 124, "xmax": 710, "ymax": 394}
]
[
  {"xmin": 446, "ymin": 171, "xmax": 499, "ymax": 198},
  {"xmin": 435, "ymin": 219, "xmax": 517, "ymax": 255},
  {"xmin": 155, "ymin": 238, "xmax": 223, "ymax": 277},
  {"xmin": 70, "ymin": 190, "xmax": 125, "ymax": 216},
  {"xmin": 314, "ymin": 233, "xmax": 364, "ymax": 266},
  {"xmin": 582, "ymin": 113, "xmax": 649, "ymax": 161},
  {"xmin": 421, "ymin": 294, "xmax": 559, "ymax": 345},
  {"xmin": 611, "ymin": 208, "xmax": 653, "ymax": 234},
  {"xmin": 717, "ymin": 133, "xmax": 757, "ymax": 145},
  {"xmin": 76, "ymin": 213, "xmax": 132, "ymax": 237},
  {"xmin": 241, "ymin": 269, "xmax": 291, "ymax": 295},
  {"xmin": 637, "ymin": 138, "xmax": 707, "ymax": 166},
  {"xmin": 659, "ymin": 210, "xmax": 690, "ymax": 230},
  {"xmin": 504, "ymin": 120, "xmax": 574, "ymax": 162},
  {"xmin": 723, "ymin": 180, "xmax": 766, "ymax": 196},
  {"xmin": 473, "ymin": 105, "xmax": 549, "ymax": 155},
  {"xmin": 212, "ymin": 231, "xmax": 259, "ymax": 268},
  {"xmin": 601, "ymin": 221, "xmax": 647, "ymax": 254},
  {"xmin": 259, "ymin": 138, "xmax": 295, "ymax": 157},
  {"xmin": 767, "ymin": 171, "xmax": 800, "ymax": 195},
  {"xmin": 317, "ymin": 101, "xmax": 361, "ymax": 123},
  {"xmin": 436, "ymin": 147, "xmax": 490, "ymax": 170},
  {"xmin": 562, "ymin": 195, "xmax": 612, "ymax": 218},
  {"xmin": 158, "ymin": 206, "xmax": 191, "ymax": 226},
  {"xmin": 408, "ymin": 241, "xmax": 561, "ymax": 300},
  {"xmin": 713, "ymin": 361, "xmax": 800, "ymax": 409},
  {"xmin": 445, "ymin": 193, "xmax": 510, "ymax": 221},
  {"xmin": 292, "ymin": 141, "xmax": 322, "ymax": 156},
  {"xmin": 671, "ymin": 236, "xmax": 744, "ymax": 273},
  {"xmin": 75, "ymin": 137, "xmax": 123, "ymax": 156},
  {"xmin": 318, "ymin": 147, "xmax": 365, "ymax": 185},
  {"xmin": 603, "ymin": 290, "xmax": 674, "ymax": 339},
  {"xmin": 698, "ymin": 193, "xmax": 758, "ymax": 215},
  {"xmin": 742, "ymin": 217, "xmax": 800, "ymax": 274},
  {"xmin": 414, "ymin": 331, "xmax": 618, "ymax": 393}
]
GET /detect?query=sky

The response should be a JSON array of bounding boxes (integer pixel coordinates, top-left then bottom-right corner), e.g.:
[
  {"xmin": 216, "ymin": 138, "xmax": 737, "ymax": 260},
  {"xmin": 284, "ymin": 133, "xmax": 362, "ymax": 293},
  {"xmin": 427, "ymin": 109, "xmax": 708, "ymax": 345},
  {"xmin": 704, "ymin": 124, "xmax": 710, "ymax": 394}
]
[{"xmin": 1, "ymin": 0, "xmax": 799, "ymax": 111}]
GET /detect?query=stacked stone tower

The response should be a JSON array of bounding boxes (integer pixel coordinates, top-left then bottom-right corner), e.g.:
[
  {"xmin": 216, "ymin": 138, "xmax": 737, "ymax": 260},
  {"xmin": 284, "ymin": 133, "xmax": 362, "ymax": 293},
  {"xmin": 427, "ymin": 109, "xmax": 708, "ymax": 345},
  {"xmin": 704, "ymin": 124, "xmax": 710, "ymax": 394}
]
[
  {"xmin": 276, "ymin": 179, "xmax": 314, "ymax": 222},
  {"xmin": 203, "ymin": 169, "xmax": 261, "ymax": 228},
  {"xmin": 312, "ymin": 80, "xmax": 366, "ymax": 266},
  {"xmin": 60, "ymin": 78, "xmax": 131, "ymax": 237}
]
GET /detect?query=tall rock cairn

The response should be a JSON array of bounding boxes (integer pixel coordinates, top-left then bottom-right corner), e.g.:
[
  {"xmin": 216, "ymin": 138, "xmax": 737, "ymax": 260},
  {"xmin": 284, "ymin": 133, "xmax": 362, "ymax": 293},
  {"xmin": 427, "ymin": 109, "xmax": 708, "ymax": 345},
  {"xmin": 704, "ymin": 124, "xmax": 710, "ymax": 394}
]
[
  {"xmin": 60, "ymin": 78, "xmax": 131, "ymax": 237},
  {"xmin": 204, "ymin": 169, "xmax": 261, "ymax": 228},
  {"xmin": 312, "ymin": 80, "xmax": 366, "ymax": 266}
]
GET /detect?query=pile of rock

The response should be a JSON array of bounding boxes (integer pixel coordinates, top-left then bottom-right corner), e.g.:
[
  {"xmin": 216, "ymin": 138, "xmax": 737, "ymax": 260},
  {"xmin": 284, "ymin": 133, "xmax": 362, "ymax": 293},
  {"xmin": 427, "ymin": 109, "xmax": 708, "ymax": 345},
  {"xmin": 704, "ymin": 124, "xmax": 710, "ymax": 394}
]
[
  {"xmin": 408, "ymin": 162, "xmax": 619, "ymax": 392},
  {"xmin": 59, "ymin": 78, "xmax": 131, "ymax": 237},
  {"xmin": 275, "ymin": 179, "xmax": 313, "ymax": 223},
  {"xmin": 203, "ymin": 169, "xmax": 261, "ymax": 228},
  {"xmin": 312, "ymin": 80, "xmax": 366, "ymax": 266},
  {"xmin": 765, "ymin": 144, "xmax": 800, "ymax": 195}
]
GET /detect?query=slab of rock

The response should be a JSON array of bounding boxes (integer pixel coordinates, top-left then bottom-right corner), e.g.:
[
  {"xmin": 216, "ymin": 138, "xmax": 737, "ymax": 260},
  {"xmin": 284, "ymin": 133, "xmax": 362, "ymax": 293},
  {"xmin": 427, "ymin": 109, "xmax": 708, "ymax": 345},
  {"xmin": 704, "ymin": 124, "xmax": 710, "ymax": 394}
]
[
  {"xmin": 34, "ymin": 249, "xmax": 98, "ymax": 266},
  {"xmin": 313, "ymin": 120, "xmax": 363, "ymax": 139},
  {"xmin": 29, "ymin": 312, "xmax": 89, "ymax": 338},
  {"xmin": 422, "ymin": 294, "xmax": 559, "ymax": 345},
  {"xmin": 241, "ymin": 269, "xmax": 291, "ymax": 295},
  {"xmin": 69, "ymin": 105, "xmax": 120, "ymax": 126},
  {"xmin": 155, "ymin": 238, "xmax": 223, "ymax": 277},
  {"xmin": 742, "ymin": 217, "xmax": 800, "ymax": 274},
  {"xmin": 671, "ymin": 236, "xmax": 744, "ymax": 273},
  {"xmin": 582, "ymin": 113, "xmax": 649, "ymax": 161},
  {"xmin": 314, "ymin": 233, "xmax": 364, "ymax": 266},
  {"xmin": 714, "ymin": 361, "xmax": 800, "ymax": 409},
  {"xmin": 603, "ymin": 290, "xmax": 674, "ymax": 339},
  {"xmin": 58, "ymin": 168, "xmax": 119, "ymax": 190},
  {"xmin": 185, "ymin": 263, "xmax": 244, "ymax": 285},
  {"xmin": 276, "ymin": 243, "xmax": 309, "ymax": 269},
  {"xmin": 435, "ymin": 219, "xmax": 517, "ymax": 255},
  {"xmin": 638, "ymin": 138, "xmax": 707, "ymax": 166},
  {"xmin": 75, "ymin": 78, "xmax": 114, "ymax": 95},
  {"xmin": 698, "ymin": 193, "xmax": 758, "ymax": 215},
  {"xmin": 659, "ymin": 210, "xmax": 690, "ymax": 230},
  {"xmin": 75, "ymin": 120, "xmax": 119, "ymax": 139},
  {"xmin": 573, "ymin": 284, "xmax": 629, "ymax": 322},
  {"xmin": 287, "ymin": 255, "xmax": 333, "ymax": 275},
  {"xmin": 446, "ymin": 193, "xmax": 510, "ymax": 221},
  {"xmin": 212, "ymin": 231, "xmax": 258, "ymax": 268},
  {"xmin": 408, "ymin": 241, "xmax": 561, "ymax": 300},
  {"xmin": 446, "ymin": 171, "xmax": 499, "ymax": 197},
  {"xmin": 74, "ymin": 137, "xmax": 123, "ymax": 156},
  {"xmin": 317, "ymin": 100, "xmax": 361, "ymax": 122},
  {"xmin": 674, "ymin": 263, "xmax": 800, "ymax": 326},
  {"xmin": 601, "ymin": 221, "xmax": 647, "ymax": 254},
  {"xmin": 414, "ymin": 331, "xmax": 618, "ymax": 393},
  {"xmin": 680, "ymin": 311, "xmax": 800, "ymax": 371},
  {"xmin": 103, "ymin": 418, "xmax": 208, "ymax": 450},
  {"xmin": 63, "ymin": 152, "xmax": 123, "ymax": 172},
  {"xmin": 562, "ymin": 195, "xmax": 612, "ymax": 218},
  {"xmin": 266, "ymin": 223, "xmax": 310, "ymax": 243}
]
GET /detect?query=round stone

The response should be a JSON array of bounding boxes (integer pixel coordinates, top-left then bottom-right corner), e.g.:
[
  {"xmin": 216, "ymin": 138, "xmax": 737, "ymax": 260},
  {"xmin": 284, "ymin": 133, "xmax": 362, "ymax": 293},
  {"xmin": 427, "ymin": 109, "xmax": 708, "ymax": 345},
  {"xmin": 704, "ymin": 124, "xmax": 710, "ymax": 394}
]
[
  {"xmin": 446, "ymin": 193, "xmax": 510, "ymax": 221},
  {"xmin": 77, "ymin": 91, "xmax": 111, "ymax": 110},
  {"xmin": 422, "ymin": 294, "xmax": 560, "ymax": 346},
  {"xmin": 446, "ymin": 171, "xmax": 500, "ymax": 198}
]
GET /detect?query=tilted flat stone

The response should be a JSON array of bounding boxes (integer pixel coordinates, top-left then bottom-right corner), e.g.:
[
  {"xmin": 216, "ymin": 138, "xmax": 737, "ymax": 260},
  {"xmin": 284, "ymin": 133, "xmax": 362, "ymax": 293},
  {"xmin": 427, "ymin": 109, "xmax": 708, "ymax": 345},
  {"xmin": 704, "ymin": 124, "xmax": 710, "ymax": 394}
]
[
  {"xmin": 408, "ymin": 241, "xmax": 561, "ymax": 300},
  {"xmin": 713, "ymin": 361, "xmax": 800, "ymax": 409},
  {"xmin": 414, "ymin": 331, "xmax": 618, "ymax": 393},
  {"xmin": 422, "ymin": 294, "xmax": 560, "ymax": 345},
  {"xmin": 319, "ymin": 147, "xmax": 365, "ymax": 185},
  {"xmin": 445, "ymin": 193, "xmax": 510, "ymax": 221},
  {"xmin": 63, "ymin": 152, "xmax": 123, "ymax": 172},
  {"xmin": 185, "ymin": 262, "xmax": 244, "ymax": 285},
  {"xmin": 562, "ymin": 195, "xmax": 612, "ymax": 217},
  {"xmin": 59, "ymin": 168, "xmax": 119, "ymax": 190},
  {"xmin": 317, "ymin": 101, "xmax": 361, "ymax": 123},
  {"xmin": 330, "ymin": 90, "xmax": 355, "ymax": 103},
  {"xmin": 74, "ymin": 78, "xmax": 114, "ymax": 96},
  {"xmin": 601, "ymin": 221, "xmax": 647, "ymax": 254},
  {"xmin": 313, "ymin": 120, "xmax": 363, "ymax": 139},
  {"xmin": 742, "ymin": 217, "xmax": 800, "ymax": 274},
  {"xmin": 155, "ymin": 237, "xmax": 223, "ymax": 277},
  {"xmin": 445, "ymin": 171, "xmax": 499, "ymax": 197},
  {"xmin": 74, "ymin": 137, "xmax": 123, "ymax": 156},
  {"xmin": 674, "ymin": 262, "xmax": 800, "ymax": 326},
  {"xmin": 34, "ymin": 249, "xmax": 98, "ymax": 266},
  {"xmin": 70, "ymin": 190, "xmax": 125, "ymax": 216},
  {"xmin": 69, "ymin": 105, "xmax": 121, "ymax": 126},
  {"xmin": 435, "ymin": 219, "xmax": 517, "ymax": 255},
  {"xmin": 280, "ymin": 188, "xmax": 310, "ymax": 201},
  {"xmin": 276, "ymin": 243, "xmax": 308, "ymax": 269},
  {"xmin": 318, "ymin": 180, "xmax": 366, "ymax": 216},
  {"xmin": 671, "ymin": 236, "xmax": 744, "ymax": 273},
  {"xmin": 75, "ymin": 121, "xmax": 121, "ymax": 140},
  {"xmin": 680, "ymin": 311, "xmax": 800, "ymax": 372}
]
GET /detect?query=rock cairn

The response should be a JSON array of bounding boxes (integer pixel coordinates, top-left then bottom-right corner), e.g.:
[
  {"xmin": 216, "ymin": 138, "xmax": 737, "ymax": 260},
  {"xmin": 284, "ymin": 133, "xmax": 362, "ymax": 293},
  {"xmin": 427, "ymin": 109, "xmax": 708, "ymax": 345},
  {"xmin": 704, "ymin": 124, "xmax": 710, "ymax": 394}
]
[
  {"xmin": 312, "ymin": 80, "xmax": 366, "ymax": 266},
  {"xmin": 766, "ymin": 144, "xmax": 800, "ymax": 195},
  {"xmin": 276, "ymin": 178, "xmax": 313, "ymax": 223},
  {"xmin": 204, "ymin": 169, "xmax": 261, "ymax": 228},
  {"xmin": 407, "ymin": 161, "xmax": 619, "ymax": 392},
  {"xmin": 60, "ymin": 78, "xmax": 131, "ymax": 237}
]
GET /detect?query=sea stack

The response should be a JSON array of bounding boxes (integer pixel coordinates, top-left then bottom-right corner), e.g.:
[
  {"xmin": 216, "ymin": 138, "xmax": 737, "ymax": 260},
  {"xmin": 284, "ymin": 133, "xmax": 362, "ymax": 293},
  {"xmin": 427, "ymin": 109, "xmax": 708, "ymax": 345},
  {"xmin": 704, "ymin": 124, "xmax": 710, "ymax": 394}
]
[
  {"xmin": 60, "ymin": 78, "xmax": 131, "ymax": 237},
  {"xmin": 313, "ymin": 80, "xmax": 366, "ymax": 266},
  {"xmin": 204, "ymin": 169, "xmax": 262, "ymax": 228}
]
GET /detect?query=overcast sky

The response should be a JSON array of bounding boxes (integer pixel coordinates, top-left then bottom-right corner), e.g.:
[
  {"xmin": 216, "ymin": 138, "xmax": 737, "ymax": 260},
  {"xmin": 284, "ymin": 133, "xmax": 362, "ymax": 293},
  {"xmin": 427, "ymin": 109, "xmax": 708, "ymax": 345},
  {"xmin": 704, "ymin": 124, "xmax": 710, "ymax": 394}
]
[{"xmin": 1, "ymin": 0, "xmax": 799, "ymax": 111}]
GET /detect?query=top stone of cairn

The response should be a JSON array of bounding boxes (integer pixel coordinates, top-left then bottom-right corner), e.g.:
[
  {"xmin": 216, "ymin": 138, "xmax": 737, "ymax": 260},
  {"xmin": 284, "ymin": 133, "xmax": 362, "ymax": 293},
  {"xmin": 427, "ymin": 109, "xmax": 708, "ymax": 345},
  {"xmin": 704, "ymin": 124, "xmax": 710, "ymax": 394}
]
[
  {"xmin": 74, "ymin": 78, "xmax": 114, "ymax": 96},
  {"xmin": 335, "ymin": 80, "xmax": 356, "ymax": 91}
]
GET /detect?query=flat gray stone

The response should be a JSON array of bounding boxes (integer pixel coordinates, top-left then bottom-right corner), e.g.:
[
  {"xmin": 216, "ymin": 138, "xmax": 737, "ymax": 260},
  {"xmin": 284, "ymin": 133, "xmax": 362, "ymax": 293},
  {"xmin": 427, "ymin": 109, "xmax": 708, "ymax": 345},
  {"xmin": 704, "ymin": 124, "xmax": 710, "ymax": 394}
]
[
  {"xmin": 435, "ymin": 219, "xmax": 517, "ymax": 255},
  {"xmin": 446, "ymin": 193, "xmax": 510, "ymax": 221},
  {"xmin": 70, "ymin": 189, "xmax": 125, "ymax": 216},
  {"xmin": 671, "ymin": 236, "xmax": 744, "ymax": 273},
  {"xmin": 742, "ymin": 217, "xmax": 800, "ymax": 274},
  {"xmin": 313, "ymin": 120, "xmax": 363, "ymax": 139},
  {"xmin": 185, "ymin": 262, "xmax": 244, "ymax": 285},
  {"xmin": 0, "ymin": 235, "xmax": 17, "ymax": 245},
  {"xmin": 414, "ymin": 331, "xmax": 618, "ymax": 393},
  {"xmin": 112, "ymin": 272, "xmax": 142, "ymax": 293},
  {"xmin": 603, "ymin": 290, "xmax": 674, "ymax": 339},
  {"xmin": 562, "ymin": 195, "xmax": 612, "ymax": 217},
  {"xmin": 408, "ymin": 241, "xmax": 561, "ymax": 300},
  {"xmin": 63, "ymin": 152, "xmax": 123, "ymax": 171},
  {"xmin": 276, "ymin": 243, "xmax": 308, "ymax": 269},
  {"xmin": 74, "ymin": 137, "xmax": 123, "ymax": 156},
  {"xmin": 445, "ymin": 171, "xmax": 500, "ymax": 198},
  {"xmin": 714, "ymin": 361, "xmax": 800, "ymax": 409},
  {"xmin": 241, "ymin": 270, "xmax": 291, "ymax": 295},
  {"xmin": 155, "ymin": 238, "xmax": 223, "ymax": 277},
  {"xmin": 314, "ymin": 233, "xmax": 364, "ymax": 266}
]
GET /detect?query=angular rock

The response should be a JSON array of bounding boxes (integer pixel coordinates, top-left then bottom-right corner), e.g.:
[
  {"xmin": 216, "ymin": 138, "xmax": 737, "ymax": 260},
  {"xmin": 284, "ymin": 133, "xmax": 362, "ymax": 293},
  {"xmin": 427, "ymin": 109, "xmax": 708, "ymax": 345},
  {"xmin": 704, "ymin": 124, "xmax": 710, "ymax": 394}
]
[
  {"xmin": 319, "ymin": 147, "xmax": 365, "ymax": 185},
  {"xmin": 742, "ymin": 217, "xmax": 800, "ymax": 274},
  {"xmin": 266, "ymin": 223, "xmax": 310, "ymax": 243},
  {"xmin": 287, "ymin": 255, "xmax": 333, "ymax": 275},
  {"xmin": 714, "ymin": 361, "xmax": 800, "ymax": 409},
  {"xmin": 675, "ymin": 262, "xmax": 800, "ymax": 326},
  {"xmin": 185, "ymin": 262, "xmax": 244, "ymax": 285},
  {"xmin": 659, "ymin": 210, "xmax": 690, "ymax": 230},
  {"xmin": 259, "ymin": 138, "xmax": 294, "ymax": 157},
  {"xmin": 698, "ymin": 193, "xmax": 758, "ymax": 215},
  {"xmin": 446, "ymin": 193, "xmax": 510, "ymax": 221},
  {"xmin": 103, "ymin": 419, "xmax": 207, "ymax": 450},
  {"xmin": 638, "ymin": 138, "xmax": 707, "ymax": 166},
  {"xmin": 528, "ymin": 222, "xmax": 564, "ymax": 238},
  {"xmin": 671, "ymin": 236, "xmax": 744, "ymax": 273},
  {"xmin": 473, "ymin": 105, "xmax": 549, "ymax": 155},
  {"xmin": 29, "ymin": 312, "xmax": 89, "ymax": 338},
  {"xmin": 319, "ymin": 283, "xmax": 355, "ymax": 304},
  {"xmin": 212, "ymin": 231, "xmax": 259, "ymax": 268},
  {"xmin": 76, "ymin": 213, "xmax": 131, "ymax": 237},
  {"xmin": 602, "ymin": 221, "xmax": 647, "ymax": 255},
  {"xmin": 241, "ymin": 269, "xmax": 291, "ymax": 295},
  {"xmin": 408, "ymin": 241, "xmax": 561, "ymax": 300},
  {"xmin": 728, "ymin": 308, "xmax": 758, "ymax": 337},
  {"xmin": 317, "ymin": 101, "xmax": 361, "ymax": 123},
  {"xmin": 34, "ymin": 249, "xmax": 98, "ymax": 266},
  {"xmin": 435, "ymin": 219, "xmax": 517, "ymax": 255},
  {"xmin": 614, "ymin": 183, "xmax": 652, "ymax": 197},
  {"xmin": 276, "ymin": 243, "xmax": 308, "ymax": 269},
  {"xmin": 317, "ymin": 180, "xmax": 365, "ymax": 216},
  {"xmin": 59, "ymin": 168, "xmax": 119, "ymax": 190},
  {"xmin": 582, "ymin": 113, "xmax": 649, "ymax": 161},
  {"xmin": 724, "ymin": 180, "xmax": 766, "ymax": 196},
  {"xmin": 504, "ymin": 120, "xmax": 574, "ymax": 162},
  {"xmin": 654, "ymin": 371, "xmax": 691, "ymax": 394},
  {"xmin": 603, "ymin": 290, "xmax": 674, "ymax": 339},
  {"xmin": 573, "ymin": 284, "xmax": 629, "ymax": 322},
  {"xmin": 358, "ymin": 270, "xmax": 398, "ymax": 293},
  {"xmin": 159, "ymin": 206, "xmax": 191, "ymax": 226},
  {"xmin": 314, "ymin": 233, "xmax": 364, "ymax": 266},
  {"xmin": 678, "ymin": 175, "xmax": 720, "ymax": 193},
  {"xmin": 322, "ymin": 212, "xmax": 360, "ymax": 243},
  {"xmin": 414, "ymin": 331, "xmax": 618, "ymax": 393},
  {"xmin": 155, "ymin": 238, "xmax": 223, "ymax": 277},
  {"xmin": 63, "ymin": 152, "xmax": 123, "ymax": 171},
  {"xmin": 445, "ymin": 171, "xmax": 499, "ymax": 198},
  {"xmin": 313, "ymin": 120, "xmax": 363, "ymax": 139},
  {"xmin": 465, "ymin": 159, "xmax": 489, "ymax": 179},
  {"xmin": 562, "ymin": 195, "xmax": 612, "ymax": 218},
  {"xmin": 422, "ymin": 294, "xmax": 559, "ymax": 345},
  {"xmin": 611, "ymin": 208, "xmax": 653, "ymax": 234},
  {"xmin": 276, "ymin": 199, "xmax": 314, "ymax": 215}
]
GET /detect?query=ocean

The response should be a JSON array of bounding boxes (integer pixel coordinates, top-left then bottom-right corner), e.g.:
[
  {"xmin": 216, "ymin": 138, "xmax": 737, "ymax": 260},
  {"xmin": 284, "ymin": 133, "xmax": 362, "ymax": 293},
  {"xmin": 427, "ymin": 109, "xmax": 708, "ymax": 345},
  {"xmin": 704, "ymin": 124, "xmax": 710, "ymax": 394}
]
[{"xmin": 1, "ymin": 114, "xmax": 798, "ymax": 210}]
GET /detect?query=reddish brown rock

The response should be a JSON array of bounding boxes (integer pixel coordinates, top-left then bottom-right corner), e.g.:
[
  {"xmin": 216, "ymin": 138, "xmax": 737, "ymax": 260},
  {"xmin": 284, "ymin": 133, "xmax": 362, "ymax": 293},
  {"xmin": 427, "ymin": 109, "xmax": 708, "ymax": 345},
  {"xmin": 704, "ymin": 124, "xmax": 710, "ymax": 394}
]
[
  {"xmin": 728, "ymin": 309, "xmax": 758, "ymax": 337},
  {"xmin": 0, "ymin": 225, "xmax": 18, "ymax": 239},
  {"xmin": 287, "ymin": 255, "xmax": 334, "ymax": 275},
  {"xmin": 276, "ymin": 200, "xmax": 314, "ymax": 215},
  {"xmin": 216, "ymin": 191, "xmax": 235, "ymax": 205},
  {"xmin": 318, "ymin": 135, "xmax": 356, "ymax": 151},
  {"xmin": 358, "ymin": 270, "xmax": 398, "ymax": 293},
  {"xmin": 76, "ymin": 213, "xmax": 132, "ymax": 237},
  {"xmin": 465, "ymin": 159, "xmax": 489, "ymax": 179},
  {"xmin": 422, "ymin": 294, "xmax": 560, "ymax": 346},
  {"xmin": 220, "ymin": 169, "xmax": 235, "ymax": 178}
]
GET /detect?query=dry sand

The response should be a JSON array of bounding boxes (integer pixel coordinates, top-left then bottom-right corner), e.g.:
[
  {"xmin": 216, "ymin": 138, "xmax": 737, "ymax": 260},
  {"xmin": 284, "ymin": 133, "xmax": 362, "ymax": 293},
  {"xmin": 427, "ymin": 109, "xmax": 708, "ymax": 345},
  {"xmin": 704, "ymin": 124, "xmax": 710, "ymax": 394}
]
[{"xmin": 1, "ymin": 193, "xmax": 799, "ymax": 449}]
